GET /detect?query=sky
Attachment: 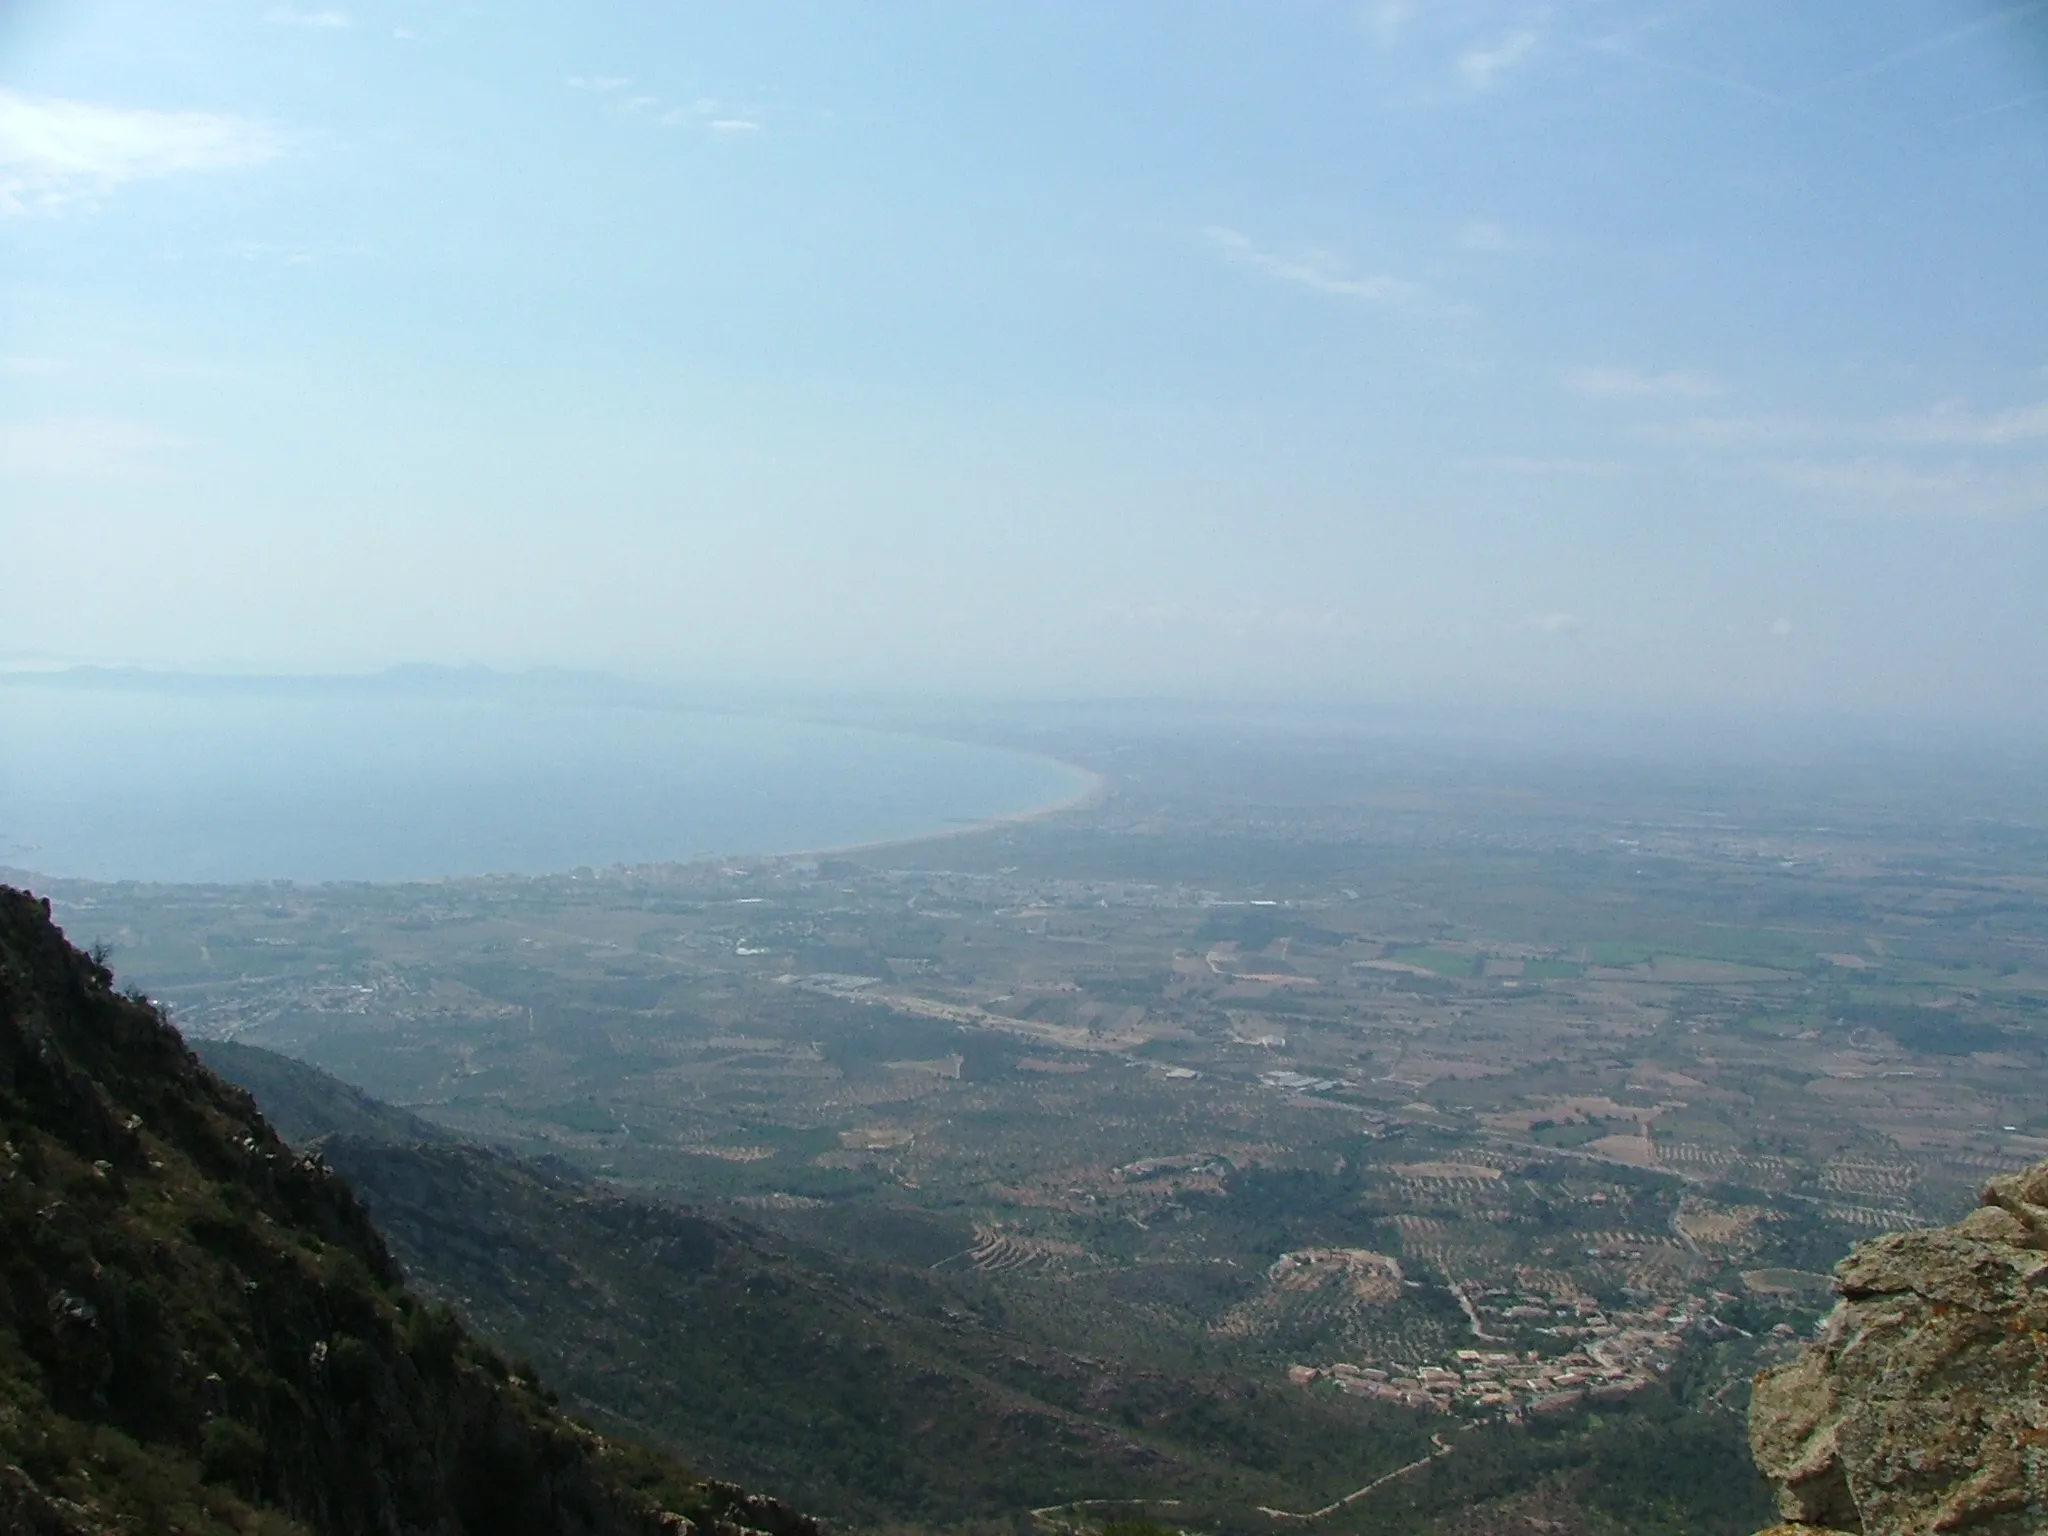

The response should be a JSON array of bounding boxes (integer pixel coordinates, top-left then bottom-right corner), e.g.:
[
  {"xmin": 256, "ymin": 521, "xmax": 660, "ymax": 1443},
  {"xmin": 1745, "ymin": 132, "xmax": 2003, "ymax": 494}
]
[{"xmin": 2, "ymin": 1, "xmax": 2046, "ymax": 728}]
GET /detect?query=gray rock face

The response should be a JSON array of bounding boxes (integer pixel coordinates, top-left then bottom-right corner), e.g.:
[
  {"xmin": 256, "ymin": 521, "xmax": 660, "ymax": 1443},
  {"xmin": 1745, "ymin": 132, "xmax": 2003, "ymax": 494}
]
[{"xmin": 1748, "ymin": 1161, "xmax": 2048, "ymax": 1536}]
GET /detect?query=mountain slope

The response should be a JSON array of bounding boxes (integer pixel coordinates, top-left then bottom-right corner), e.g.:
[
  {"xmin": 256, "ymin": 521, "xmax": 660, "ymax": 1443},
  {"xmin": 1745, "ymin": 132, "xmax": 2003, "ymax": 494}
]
[
  {"xmin": 202, "ymin": 1042, "xmax": 1773, "ymax": 1536},
  {"xmin": 192, "ymin": 1037, "xmax": 453, "ymax": 1149},
  {"xmin": 0, "ymin": 885, "xmax": 815, "ymax": 1536},
  {"xmin": 197, "ymin": 1044, "xmax": 1449, "ymax": 1527}
]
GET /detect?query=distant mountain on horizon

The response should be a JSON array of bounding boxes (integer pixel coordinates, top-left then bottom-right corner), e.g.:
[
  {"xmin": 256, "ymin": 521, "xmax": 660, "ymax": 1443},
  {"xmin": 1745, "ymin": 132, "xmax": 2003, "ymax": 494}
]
[{"xmin": 0, "ymin": 661, "xmax": 639, "ymax": 699}]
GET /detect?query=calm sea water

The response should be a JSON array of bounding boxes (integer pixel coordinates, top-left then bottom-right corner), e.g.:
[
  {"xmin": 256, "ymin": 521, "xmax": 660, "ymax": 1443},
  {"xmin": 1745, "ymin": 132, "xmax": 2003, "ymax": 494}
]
[{"xmin": 0, "ymin": 679, "xmax": 1089, "ymax": 884}]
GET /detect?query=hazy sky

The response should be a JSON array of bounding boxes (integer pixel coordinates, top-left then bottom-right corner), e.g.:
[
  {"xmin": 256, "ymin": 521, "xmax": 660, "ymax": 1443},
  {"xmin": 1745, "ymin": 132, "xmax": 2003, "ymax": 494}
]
[{"xmin": 3, "ymin": 2, "xmax": 2046, "ymax": 724}]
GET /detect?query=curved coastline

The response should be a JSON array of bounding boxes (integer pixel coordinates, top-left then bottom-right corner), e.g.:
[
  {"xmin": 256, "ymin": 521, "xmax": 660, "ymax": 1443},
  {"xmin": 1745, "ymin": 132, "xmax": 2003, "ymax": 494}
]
[
  {"xmin": 0, "ymin": 676, "xmax": 1102, "ymax": 885},
  {"xmin": 777, "ymin": 750, "xmax": 1106, "ymax": 864}
]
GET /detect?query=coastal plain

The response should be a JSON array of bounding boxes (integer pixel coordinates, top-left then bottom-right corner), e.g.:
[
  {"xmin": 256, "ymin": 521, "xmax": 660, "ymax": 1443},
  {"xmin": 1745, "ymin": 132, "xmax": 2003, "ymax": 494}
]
[{"xmin": 22, "ymin": 718, "xmax": 2048, "ymax": 1534}]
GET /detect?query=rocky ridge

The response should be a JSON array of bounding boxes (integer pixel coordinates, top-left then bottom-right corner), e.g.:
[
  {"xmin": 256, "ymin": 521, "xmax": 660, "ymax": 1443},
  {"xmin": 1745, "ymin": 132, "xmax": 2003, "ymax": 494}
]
[{"xmin": 1749, "ymin": 1159, "xmax": 2048, "ymax": 1536}]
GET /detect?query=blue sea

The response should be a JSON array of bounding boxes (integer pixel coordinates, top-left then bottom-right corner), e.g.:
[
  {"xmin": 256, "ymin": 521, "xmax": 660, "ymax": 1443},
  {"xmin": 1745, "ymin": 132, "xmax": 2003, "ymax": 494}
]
[{"xmin": 0, "ymin": 674, "xmax": 1089, "ymax": 885}]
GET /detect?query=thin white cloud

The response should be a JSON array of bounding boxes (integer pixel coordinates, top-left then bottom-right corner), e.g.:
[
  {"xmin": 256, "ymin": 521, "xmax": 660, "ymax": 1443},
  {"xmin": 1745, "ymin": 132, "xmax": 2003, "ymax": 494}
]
[
  {"xmin": 1647, "ymin": 397, "xmax": 2048, "ymax": 449},
  {"xmin": 0, "ymin": 348, "xmax": 240, "ymax": 383},
  {"xmin": 1205, "ymin": 226, "xmax": 1465, "ymax": 320},
  {"xmin": 1226, "ymin": 605, "xmax": 1359, "ymax": 638},
  {"xmin": 231, "ymin": 239, "xmax": 370, "ymax": 265},
  {"xmin": 1528, "ymin": 612, "xmax": 1584, "ymax": 635},
  {"xmin": 1765, "ymin": 457, "xmax": 2048, "ymax": 520},
  {"xmin": 1489, "ymin": 455, "xmax": 1628, "ymax": 477},
  {"xmin": 265, "ymin": 6, "xmax": 350, "ymax": 27},
  {"xmin": 1642, "ymin": 414, "xmax": 1812, "ymax": 447},
  {"xmin": 0, "ymin": 418, "xmax": 186, "ymax": 479},
  {"xmin": 1458, "ymin": 220, "xmax": 1512, "ymax": 252},
  {"xmin": 570, "ymin": 79, "xmax": 768, "ymax": 138},
  {"xmin": 1095, "ymin": 602, "xmax": 1363, "ymax": 638},
  {"xmin": 1458, "ymin": 30, "xmax": 1539, "ymax": 91},
  {"xmin": 1624, "ymin": 391, "xmax": 2048, "ymax": 519},
  {"xmin": 1563, "ymin": 365, "xmax": 1722, "ymax": 401},
  {"xmin": 1793, "ymin": 3, "xmax": 2040, "ymax": 100},
  {"xmin": 1889, "ymin": 398, "xmax": 2048, "ymax": 446},
  {"xmin": 1366, "ymin": 2, "xmax": 1414, "ymax": 49},
  {"xmin": 0, "ymin": 90, "xmax": 281, "ymax": 215}
]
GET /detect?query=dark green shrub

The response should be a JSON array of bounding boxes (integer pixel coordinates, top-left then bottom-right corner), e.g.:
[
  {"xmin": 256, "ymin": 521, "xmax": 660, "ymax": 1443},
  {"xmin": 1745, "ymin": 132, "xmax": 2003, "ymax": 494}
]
[
  {"xmin": 327, "ymin": 1335, "xmax": 378, "ymax": 1403},
  {"xmin": 199, "ymin": 1416, "xmax": 265, "ymax": 1490},
  {"xmin": 1100, "ymin": 1519, "xmax": 1178, "ymax": 1536},
  {"xmin": 403, "ymin": 1304, "xmax": 463, "ymax": 1379}
]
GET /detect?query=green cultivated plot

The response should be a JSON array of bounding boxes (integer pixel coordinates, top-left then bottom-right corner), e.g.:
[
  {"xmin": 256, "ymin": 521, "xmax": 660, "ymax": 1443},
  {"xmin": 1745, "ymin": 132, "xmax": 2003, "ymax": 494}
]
[{"xmin": 1389, "ymin": 947, "xmax": 1479, "ymax": 979}]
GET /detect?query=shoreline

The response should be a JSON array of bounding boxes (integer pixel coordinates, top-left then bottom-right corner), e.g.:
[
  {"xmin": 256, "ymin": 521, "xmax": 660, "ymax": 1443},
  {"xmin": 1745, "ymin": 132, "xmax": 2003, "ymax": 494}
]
[
  {"xmin": 3, "ymin": 739, "xmax": 1108, "ymax": 893},
  {"xmin": 772, "ymin": 756, "xmax": 1107, "ymax": 864}
]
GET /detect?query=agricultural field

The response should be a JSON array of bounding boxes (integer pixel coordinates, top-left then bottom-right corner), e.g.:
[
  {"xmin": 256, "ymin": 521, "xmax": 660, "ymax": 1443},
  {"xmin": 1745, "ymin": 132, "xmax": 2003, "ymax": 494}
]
[{"xmin": 21, "ymin": 717, "xmax": 2048, "ymax": 1533}]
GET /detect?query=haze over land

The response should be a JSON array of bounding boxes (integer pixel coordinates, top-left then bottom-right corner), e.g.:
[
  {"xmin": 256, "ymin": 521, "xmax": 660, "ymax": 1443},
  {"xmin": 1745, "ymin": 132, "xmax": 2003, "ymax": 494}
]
[
  {"xmin": 4, "ymin": 2, "xmax": 2048, "ymax": 730},
  {"xmin": 30, "ymin": 719, "xmax": 2048, "ymax": 1535},
  {"xmin": 7, "ymin": 14, "xmax": 2048, "ymax": 1534}
]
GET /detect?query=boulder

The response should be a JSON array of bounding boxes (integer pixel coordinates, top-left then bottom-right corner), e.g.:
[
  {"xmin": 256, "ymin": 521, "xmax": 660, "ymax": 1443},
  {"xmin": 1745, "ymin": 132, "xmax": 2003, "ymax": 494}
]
[{"xmin": 1748, "ymin": 1162, "xmax": 2048, "ymax": 1535}]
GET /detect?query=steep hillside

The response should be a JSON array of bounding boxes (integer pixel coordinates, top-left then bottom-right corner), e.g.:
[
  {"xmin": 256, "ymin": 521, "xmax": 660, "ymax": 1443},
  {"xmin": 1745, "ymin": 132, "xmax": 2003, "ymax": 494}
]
[
  {"xmin": 192, "ymin": 1038, "xmax": 453, "ymax": 1149},
  {"xmin": 197, "ymin": 1054, "xmax": 1441, "ymax": 1529},
  {"xmin": 203, "ymin": 1042, "xmax": 1771, "ymax": 1536},
  {"xmin": 0, "ymin": 885, "xmax": 815, "ymax": 1536}
]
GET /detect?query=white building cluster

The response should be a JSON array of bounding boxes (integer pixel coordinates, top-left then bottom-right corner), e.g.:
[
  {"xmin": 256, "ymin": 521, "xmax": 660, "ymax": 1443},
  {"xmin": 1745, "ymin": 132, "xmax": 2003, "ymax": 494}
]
[{"xmin": 1289, "ymin": 1304, "xmax": 1700, "ymax": 1418}]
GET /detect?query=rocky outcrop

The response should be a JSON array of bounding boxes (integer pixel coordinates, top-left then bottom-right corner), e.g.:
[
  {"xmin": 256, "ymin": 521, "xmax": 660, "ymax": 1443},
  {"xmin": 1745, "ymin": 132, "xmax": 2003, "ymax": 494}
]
[{"xmin": 1749, "ymin": 1161, "xmax": 2048, "ymax": 1536}]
